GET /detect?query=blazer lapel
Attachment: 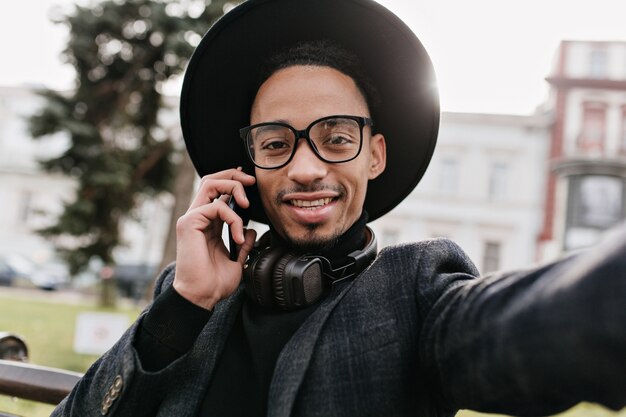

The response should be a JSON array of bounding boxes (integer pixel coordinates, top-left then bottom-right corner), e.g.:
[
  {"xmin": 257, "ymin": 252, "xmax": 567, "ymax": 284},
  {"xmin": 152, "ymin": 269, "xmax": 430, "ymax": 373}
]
[{"xmin": 267, "ymin": 279, "xmax": 357, "ymax": 417}]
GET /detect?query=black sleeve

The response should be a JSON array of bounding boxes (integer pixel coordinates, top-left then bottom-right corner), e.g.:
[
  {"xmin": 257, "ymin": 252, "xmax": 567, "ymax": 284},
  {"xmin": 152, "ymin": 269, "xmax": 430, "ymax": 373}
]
[
  {"xmin": 134, "ymin": 285, "xmax": 212, "ymax": 371},
  {"xmin": 419, "ymin": 232, "xmax": 626, "ymax": 416}
]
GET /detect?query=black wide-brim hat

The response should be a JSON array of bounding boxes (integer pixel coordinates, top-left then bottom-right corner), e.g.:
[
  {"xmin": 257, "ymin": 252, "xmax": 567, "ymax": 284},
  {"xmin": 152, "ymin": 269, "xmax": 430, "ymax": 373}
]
[{"xmin": 180, "ymin": 0, "xmax": 439, "ymax": 224}]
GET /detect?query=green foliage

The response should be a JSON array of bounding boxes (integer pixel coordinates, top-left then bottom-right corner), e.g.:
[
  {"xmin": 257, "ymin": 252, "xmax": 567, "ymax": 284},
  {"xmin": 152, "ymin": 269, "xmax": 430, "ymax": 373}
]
[
  {"xmin": 28, "ymin": 0, "xmax": 234, "ymax": 274},
  {"xmin": 458, "ymin": 404, "xmax": 626, "ymax": 417}
]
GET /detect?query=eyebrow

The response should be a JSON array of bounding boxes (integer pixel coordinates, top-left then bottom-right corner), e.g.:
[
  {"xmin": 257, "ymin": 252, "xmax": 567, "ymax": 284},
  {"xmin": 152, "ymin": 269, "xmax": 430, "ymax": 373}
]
[
  {"xmin": 320, "ymin": 118, "xmax": 354, "ymax": 127},
  {"xmin": 253, "ymin": 124, "xmax": 290, "ymax": 135},
  {"xmin": 254, "ymin": 119, "xmax": 290, "ymax": 125}
]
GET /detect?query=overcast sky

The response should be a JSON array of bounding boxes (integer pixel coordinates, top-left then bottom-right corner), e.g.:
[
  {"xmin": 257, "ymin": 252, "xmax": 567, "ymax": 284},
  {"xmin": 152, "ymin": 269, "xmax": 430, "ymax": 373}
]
[{"xmin": 1, "ymin": 0, "xmax": 625, "ymax": 115}]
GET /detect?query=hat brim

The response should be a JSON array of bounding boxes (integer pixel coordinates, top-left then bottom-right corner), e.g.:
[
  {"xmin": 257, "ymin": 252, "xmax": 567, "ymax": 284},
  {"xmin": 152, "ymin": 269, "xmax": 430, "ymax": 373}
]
[{"xmin": 180, "ymin": 0, "xmax": 439, "ymax": 224}]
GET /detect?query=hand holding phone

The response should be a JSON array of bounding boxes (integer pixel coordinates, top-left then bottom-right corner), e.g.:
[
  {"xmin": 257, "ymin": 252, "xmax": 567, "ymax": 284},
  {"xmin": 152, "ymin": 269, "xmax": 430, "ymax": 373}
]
[{"xmin": 173, "ymin": 168, "xmax": 256, "ymax": 310}]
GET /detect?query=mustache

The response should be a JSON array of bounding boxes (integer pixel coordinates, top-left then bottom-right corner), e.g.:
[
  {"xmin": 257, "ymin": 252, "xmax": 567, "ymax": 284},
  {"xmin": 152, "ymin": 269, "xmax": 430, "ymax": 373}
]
[{"xmin": 275, "ymin": 182, "xmax": 346, "ymax": 203}]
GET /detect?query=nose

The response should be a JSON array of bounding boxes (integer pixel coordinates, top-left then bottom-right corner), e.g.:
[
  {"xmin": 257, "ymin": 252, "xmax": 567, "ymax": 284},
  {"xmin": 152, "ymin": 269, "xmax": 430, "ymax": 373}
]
[{"xmin": 286, "ymin": 139, "xmax": 328, "ymax": 184}]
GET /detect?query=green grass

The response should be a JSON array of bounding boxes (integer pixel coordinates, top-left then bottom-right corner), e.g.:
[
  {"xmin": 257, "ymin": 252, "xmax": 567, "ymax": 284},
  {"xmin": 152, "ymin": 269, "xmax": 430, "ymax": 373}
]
[
  {"xmin": 0, "ymin": 291, "xmax": 624, "ymax": 417},
  {"xmin": 458, "ymin": 402, "xmax": 626, "ymax": 417},
  {"xmin": 0, "ymin": 290, "xmax": 142, "ymax": 417}
]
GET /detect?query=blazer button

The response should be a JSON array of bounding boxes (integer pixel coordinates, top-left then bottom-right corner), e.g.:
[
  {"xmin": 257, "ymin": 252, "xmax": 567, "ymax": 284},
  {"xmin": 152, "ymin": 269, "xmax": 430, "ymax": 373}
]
[
  {"xmin": 112, "ymin": 375, "xmax": 123, "ymax": 391},
  {"xmin": 109, "ymin": 375, "xmax": 123, "ymax": 396},
  {"xmin": 100, "ymin": 375, "xmax": 124, "ymax": 415},
  {"xmin": 100, "ymin": 393, "xmax": 112, "ymax": 415}
]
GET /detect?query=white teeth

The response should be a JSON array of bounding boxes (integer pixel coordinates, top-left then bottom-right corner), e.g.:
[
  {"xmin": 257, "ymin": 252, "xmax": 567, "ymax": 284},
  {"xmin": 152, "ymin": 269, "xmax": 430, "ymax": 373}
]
[{"xmin": 291, "ymin": 198, "xmax": 332, "ymax": 208}]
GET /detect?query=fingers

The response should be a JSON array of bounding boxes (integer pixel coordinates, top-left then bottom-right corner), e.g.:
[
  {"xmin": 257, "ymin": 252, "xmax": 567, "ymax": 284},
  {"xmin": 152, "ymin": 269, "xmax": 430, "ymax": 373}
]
[
  {"xmin": 178, "ymin": 198, "xmax": 244, "ymax": 242},
  {"xmin": 188, "ymin": 168, "xmax": 256, "ymax": 212},
  {"xmin": 177, "ymin": 168, "xmax": 259, "ymax": 276}
]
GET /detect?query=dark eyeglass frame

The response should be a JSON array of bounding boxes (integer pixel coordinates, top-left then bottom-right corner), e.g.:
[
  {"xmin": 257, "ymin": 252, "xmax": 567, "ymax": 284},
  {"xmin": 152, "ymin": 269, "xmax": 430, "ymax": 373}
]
[{"xmin": 239, "ymin": 115, "xmax": 374, "ymax": 170}]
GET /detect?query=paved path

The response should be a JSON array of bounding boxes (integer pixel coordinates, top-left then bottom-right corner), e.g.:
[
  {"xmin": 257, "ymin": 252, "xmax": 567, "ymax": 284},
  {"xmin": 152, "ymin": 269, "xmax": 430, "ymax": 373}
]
[{"xmin": 0, "ymin": 286, "xmax": 147, "ymax": 309}]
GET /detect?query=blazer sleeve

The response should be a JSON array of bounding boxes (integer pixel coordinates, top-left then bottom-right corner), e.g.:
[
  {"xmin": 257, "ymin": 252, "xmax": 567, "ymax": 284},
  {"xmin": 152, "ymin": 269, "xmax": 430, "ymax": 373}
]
[
  {"xmin": 51, "ymin": 263, "xmax": 198, "ymax": 417},
  {"xmin": 417, "ymin": 231, "xmax": 626, "ymax": 416}
]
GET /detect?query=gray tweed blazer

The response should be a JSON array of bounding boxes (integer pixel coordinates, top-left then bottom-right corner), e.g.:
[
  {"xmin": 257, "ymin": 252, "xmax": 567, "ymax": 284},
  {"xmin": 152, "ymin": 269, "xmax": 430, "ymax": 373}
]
[{"xmin": 53, "ymin": 235, "xmax": 626, "ymax": 416}]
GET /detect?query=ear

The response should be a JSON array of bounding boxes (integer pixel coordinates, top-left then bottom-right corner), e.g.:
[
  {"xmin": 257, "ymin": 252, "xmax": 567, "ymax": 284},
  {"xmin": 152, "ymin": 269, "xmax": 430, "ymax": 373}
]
[{"xmin": 368, "ymin": 133, "xmax": 386, "ymax": 180}]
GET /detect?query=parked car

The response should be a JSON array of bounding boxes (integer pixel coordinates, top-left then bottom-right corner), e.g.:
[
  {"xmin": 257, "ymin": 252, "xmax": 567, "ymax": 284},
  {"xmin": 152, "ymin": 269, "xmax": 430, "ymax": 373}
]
[
  {"xmin": 113, "ymin": 263, "xmax": 157, "ymax": 300},
  {"xmin": 0, "ymin": 254, "xmax": 69, "ymax": 291},
  {"xmin": 29, "ymin": 261, "xmax": 70, "ymax": 291}
]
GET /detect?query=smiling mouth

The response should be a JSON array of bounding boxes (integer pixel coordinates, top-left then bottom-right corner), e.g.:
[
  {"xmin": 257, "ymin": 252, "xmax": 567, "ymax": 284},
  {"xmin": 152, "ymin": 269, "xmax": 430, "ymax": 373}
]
[{"xmin": 289, "ymin": 197, "xmax": 334, "ymax": 209}]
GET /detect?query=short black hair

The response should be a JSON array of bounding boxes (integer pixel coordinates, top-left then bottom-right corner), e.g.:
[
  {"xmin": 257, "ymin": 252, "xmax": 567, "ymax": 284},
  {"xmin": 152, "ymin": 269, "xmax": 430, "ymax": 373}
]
[{"xmin": 256, "ymin": 40, "xmax": 379, "ymax": 114}]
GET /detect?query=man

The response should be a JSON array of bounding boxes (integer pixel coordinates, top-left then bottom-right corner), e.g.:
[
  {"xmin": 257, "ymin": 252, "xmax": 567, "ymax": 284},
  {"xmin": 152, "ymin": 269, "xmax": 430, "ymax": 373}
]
[{"xmin": 53, "ymin": 0, "xmax": 626, "ymax": 416}]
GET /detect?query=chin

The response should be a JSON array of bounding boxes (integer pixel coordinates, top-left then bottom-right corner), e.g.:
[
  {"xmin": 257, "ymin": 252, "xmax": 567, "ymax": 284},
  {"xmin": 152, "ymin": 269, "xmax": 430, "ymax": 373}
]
[{"xmin": 283, "ymin": 224, "xmax": 342, "ymax": 253}]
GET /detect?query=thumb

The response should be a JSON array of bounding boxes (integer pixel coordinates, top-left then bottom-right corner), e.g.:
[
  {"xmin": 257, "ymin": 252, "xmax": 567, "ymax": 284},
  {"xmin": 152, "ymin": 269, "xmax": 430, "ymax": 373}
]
[{"xmin": 237, "ymin": 228, "xmax": 258, "ymax": 264}]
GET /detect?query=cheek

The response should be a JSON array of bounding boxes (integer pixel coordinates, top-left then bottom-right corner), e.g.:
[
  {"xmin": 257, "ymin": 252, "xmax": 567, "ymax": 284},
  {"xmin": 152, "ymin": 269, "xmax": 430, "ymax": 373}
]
[
  {"xmin": 255, "ymin": 174, "xmax": 284, "ymax": 225},
  {"xmin": 256, "ymin": 177, "xmax": 273, "ymax": 202},
  {"xmin": 255, "ymin": 169, "xmax": 274, "ymax": 192},
  {"xmin": 341, "ymin": 169, "xmax": 369, "ymax": 206},
  {"xmin": 351, "ymin": 181, "xmax": 368, "ymax": 207}
]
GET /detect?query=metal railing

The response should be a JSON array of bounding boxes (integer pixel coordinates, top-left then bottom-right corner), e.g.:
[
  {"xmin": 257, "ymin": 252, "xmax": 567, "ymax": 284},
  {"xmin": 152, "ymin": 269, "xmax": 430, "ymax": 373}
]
[
  {"xmin": 0, "ymin": 359, "xmax": 82, "ymax": 405},
  {"xmin": 0, "ymin": 333, "xmax": 82, "ymax": 416}
]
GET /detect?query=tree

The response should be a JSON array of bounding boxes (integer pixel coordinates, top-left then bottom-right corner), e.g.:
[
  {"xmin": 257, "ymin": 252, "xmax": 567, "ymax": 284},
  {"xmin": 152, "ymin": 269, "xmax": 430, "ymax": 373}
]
[{"xmin": 29, "ymin": 0, "xmax": 233, "ymax": 303}]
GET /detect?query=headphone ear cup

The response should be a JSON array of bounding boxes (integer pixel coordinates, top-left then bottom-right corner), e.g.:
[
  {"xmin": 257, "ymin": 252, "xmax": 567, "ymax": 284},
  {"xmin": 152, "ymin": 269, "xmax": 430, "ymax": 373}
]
[
  {"xmin": 272, "ymin": 252, "xmax": 299, "ymax": 310},
  {"xmin": 243, "ymin": 246, "xmax": 285, "ymax": 308}
]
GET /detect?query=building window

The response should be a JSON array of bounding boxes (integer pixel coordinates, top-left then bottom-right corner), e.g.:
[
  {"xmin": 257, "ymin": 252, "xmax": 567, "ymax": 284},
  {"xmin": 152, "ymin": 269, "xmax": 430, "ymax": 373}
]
[
  {"xmin": 482, "ymin": 241, "xmax": 501, "ymax": 273},
  {"xmin": 488, "ymin": 162, "xmax": 508, "ymax": 201},
  {"xmin": 578, "ymin": 103, "xmax": 606, "ymax": 153},
  {"xmin": 589, "ymin": 49, "xmax": 608, "ymax": 79},
  {"xmin": 621, "ymin": 106, "xmax": 626, "ymax": 154},
  {"xmin": 18, "ymin": 190, "xmax": 34, "ymax": 223},
  {"xmin": 568, "ymin": 175, "xmax": 624, "ymax": 229},
  {"xmin": 565, "ymin": 175, "xmax": 625, "ymax": 250},
  {"xmin": 439, "ymin": 158, "xmax": 458, "ymax": 195}
]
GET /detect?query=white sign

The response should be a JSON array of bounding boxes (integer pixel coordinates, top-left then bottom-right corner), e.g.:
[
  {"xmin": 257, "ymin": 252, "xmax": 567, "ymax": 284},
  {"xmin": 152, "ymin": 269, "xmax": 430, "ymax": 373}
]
[{"xmin": 73, "ymin": 312, "xmax": 129, "ymax": 355}]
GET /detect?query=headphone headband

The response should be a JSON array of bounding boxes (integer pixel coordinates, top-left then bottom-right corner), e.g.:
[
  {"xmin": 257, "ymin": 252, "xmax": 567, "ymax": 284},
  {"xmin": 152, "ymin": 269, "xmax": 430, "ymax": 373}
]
[{"xmin": 319, "ymin": 226, "xmax": 377, "ymax": 285}]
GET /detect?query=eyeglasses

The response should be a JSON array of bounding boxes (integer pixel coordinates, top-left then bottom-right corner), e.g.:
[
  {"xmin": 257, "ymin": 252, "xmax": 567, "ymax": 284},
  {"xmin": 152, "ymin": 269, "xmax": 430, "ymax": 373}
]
[{"xmin": 239, "ymin": 115, "xmax": 373, "ymax": 169}]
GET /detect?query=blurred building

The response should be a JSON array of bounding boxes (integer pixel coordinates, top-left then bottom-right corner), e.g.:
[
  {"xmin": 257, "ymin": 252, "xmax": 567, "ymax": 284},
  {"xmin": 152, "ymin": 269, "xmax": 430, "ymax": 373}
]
[
  {"xmin": 0, "ymin": 86, "xmax": 75, "ymax": 263},
  {"xmin": 373, "ymin": 40, "xmax": 626, "ymax": 272},
  {"xmin": 370, "ymin": 112, "xmax": 550, "ymax": 274},
  {"xmin": 537, "ymin": 40, "xmax": 626, "ymax": 261}
]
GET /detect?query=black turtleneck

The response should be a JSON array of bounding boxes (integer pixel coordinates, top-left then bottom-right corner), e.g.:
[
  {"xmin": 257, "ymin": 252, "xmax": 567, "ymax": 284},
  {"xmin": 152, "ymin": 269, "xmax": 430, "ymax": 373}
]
[{"xmin": 134, "ymin": 212, "xmax": 369, "ymax": 416}]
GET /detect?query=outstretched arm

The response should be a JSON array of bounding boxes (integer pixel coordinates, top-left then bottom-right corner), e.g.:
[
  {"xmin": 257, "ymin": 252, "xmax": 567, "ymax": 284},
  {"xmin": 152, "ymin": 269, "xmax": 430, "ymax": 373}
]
[{"xmin": 420, "ymin": 230, "xmax": 626, "ymax": 416}]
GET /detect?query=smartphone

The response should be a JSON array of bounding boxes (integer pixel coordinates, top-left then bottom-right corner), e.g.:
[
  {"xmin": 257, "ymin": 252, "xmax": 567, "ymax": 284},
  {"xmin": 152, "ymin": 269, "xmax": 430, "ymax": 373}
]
[
  {"xmin": 227, "ymin": 196, "xmax": 239, "ymax": 261},
  {"xmin": 226, "ymin": 168, "xmax": 253, "ymax": 261}
]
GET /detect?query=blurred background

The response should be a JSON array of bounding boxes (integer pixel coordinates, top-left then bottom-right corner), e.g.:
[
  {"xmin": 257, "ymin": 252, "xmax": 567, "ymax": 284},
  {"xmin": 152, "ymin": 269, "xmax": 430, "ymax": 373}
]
[{"xmin": 0, "ymin": 0, "xmax": 625, "ymax": 416}]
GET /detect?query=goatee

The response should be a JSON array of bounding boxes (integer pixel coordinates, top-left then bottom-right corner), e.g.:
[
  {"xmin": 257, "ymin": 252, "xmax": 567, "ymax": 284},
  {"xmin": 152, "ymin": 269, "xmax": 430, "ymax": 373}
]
[{"xmin": 282, "ymin": 225, "xmax": 342, "ymax": 254}]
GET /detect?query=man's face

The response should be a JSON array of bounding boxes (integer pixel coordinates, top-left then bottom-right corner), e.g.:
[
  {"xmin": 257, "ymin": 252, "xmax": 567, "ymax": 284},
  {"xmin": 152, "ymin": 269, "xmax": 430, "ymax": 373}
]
[{"xmin": 250, "ymin": 65, "xmax": 386, "ymax": 250}]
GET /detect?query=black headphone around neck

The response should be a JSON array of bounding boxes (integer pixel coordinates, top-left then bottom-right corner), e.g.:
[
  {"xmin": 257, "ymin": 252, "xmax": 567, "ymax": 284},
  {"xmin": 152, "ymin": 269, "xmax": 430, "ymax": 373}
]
[{"xmin": 243, "ymin": 227, "xmax": 377, "ymax": 310}]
